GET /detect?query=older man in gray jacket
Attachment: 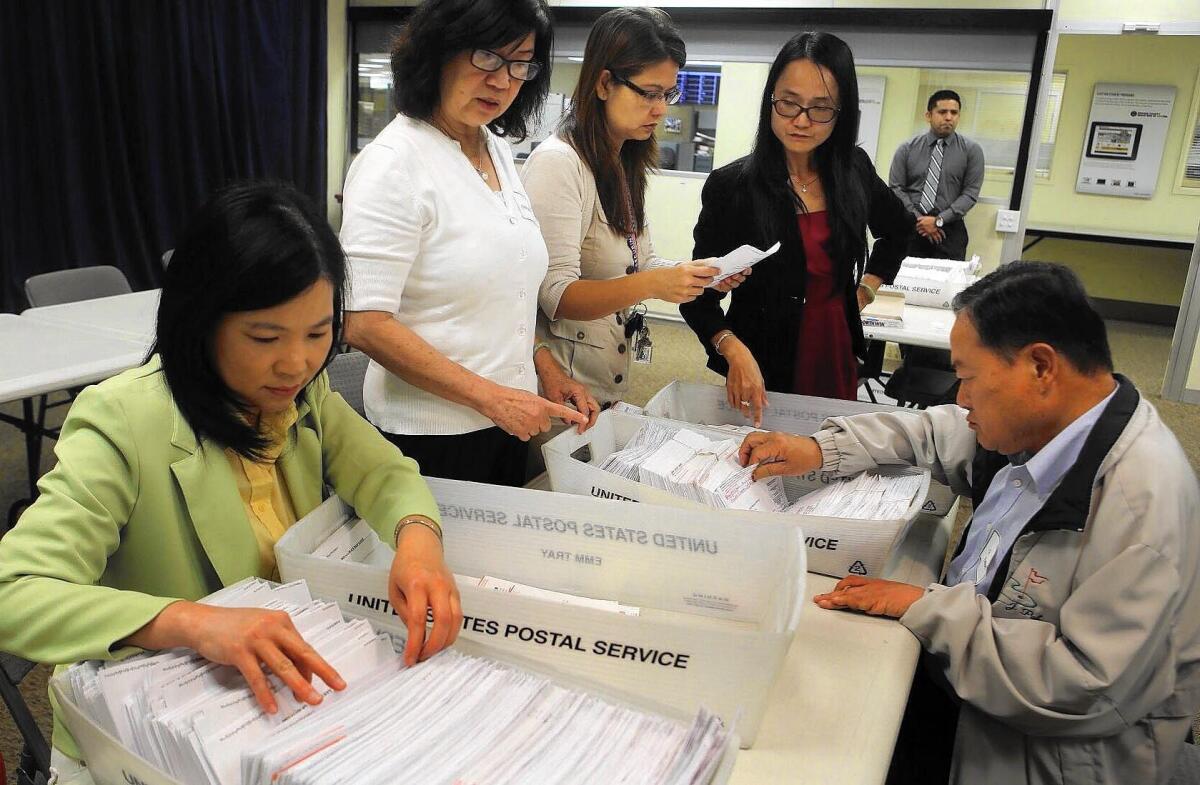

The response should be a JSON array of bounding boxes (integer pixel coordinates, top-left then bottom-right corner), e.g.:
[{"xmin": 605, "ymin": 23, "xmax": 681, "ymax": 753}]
[{"xmin": 741, "ymin": 261, "xmax": 1199, "ymax": 785}]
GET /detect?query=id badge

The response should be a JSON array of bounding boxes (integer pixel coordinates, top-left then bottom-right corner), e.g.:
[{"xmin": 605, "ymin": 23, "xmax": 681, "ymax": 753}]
[{"xmin": 633, "ymin": 327, "xmax": 653, "ymax": 364}]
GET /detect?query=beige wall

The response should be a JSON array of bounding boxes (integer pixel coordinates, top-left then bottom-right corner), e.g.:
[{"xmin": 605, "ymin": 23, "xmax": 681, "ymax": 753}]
[{"xmin": 1189, "ymin": 331, "xmax": 1200, "ymax": 390}]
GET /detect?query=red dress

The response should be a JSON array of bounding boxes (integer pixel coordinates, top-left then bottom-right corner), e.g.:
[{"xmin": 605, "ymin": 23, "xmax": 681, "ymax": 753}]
[{"xmin": 791, "ymin": 210, "xmax": 858, "ymax": 400}]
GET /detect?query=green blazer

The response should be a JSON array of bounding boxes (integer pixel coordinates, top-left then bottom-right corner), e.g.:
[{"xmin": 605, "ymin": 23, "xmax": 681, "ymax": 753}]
[{"xmin": 0, "ymin": 356, "xmax": 439, "ymax": 755}]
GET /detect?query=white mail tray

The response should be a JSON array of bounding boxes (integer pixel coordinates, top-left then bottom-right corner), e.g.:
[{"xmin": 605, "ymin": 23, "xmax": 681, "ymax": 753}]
[
  {"xmin": 543, "ymin": 409, "xmax": 931, "ymax": 580},
  {"xmin": 642, "ymin": 380, "xmax": 955, "ymax": 517},
  {"xmin": 276, "ymin": 478, "xmax": 807, "ymax": 748}
]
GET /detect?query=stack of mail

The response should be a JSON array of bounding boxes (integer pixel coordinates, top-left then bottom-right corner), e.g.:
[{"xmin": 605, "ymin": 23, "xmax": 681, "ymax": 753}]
[
  {"xmin": 65, "ymin": 578, "xmax": 733, "ymax": 785},
  {"xmin": 881, "ymin": 255, "xmax": 980, "ymax": 309},
  {"xmin": 601, "ymin": 423, "xmax": 789, "ymax": 512},
  {"xmin": 785, "ymin": 471, "xmax": 924, "ymax": 520}
]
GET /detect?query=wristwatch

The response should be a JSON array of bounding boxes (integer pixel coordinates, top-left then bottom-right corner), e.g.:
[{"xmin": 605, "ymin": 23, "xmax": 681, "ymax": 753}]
[{"xmin": 935, "ymin": 217, "xmax": 945, "ymax": 228}]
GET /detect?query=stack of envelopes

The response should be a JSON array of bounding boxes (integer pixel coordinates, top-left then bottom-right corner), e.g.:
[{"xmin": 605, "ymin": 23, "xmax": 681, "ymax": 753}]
[
  {"xmin": 600, "ymin": 423, "xmax": 789, "ymax": 512},
  {"xmin": 66, "ymin": 578, "xmax": 733, "ymax": 785}
]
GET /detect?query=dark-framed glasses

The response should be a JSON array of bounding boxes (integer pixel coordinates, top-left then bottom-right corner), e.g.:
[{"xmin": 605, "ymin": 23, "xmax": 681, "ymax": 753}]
[
  {"xmin": 470, "ymin": 49, "xmax": 542, "ymax": 82},
  {"xmin": 770, "ymin": 95, "xmax": 839, "ymax": 123},
  {"xmin": 611, "ymin": 72, "xmax": 682, "ymax": 106}
]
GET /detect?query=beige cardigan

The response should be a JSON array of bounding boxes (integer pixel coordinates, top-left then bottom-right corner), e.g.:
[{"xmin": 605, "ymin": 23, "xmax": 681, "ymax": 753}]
[{"xmin": 521, "ymin": 134, "xmax": 663, "ymax": 404}]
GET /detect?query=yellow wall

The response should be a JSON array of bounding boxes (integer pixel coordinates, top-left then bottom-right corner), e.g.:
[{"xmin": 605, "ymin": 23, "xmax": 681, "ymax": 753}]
[
  {"xmin": 1190, "ymin": 331, "xmax": 1200, "ymax": 390},
  {"xmin": 327, "ymin": 0, "xmax": 348, "ymax": 229},
  {"xmin": 1021, "ymin": 35, "xmax": 1200, "ymax": 306},
  {"xmin": 1028, "ymin": 36, "xmax": 1200, "ymax": 240},
  {"xmin": 1057, "ymin": 0, "xmax": 1200, "ymax": 22}
]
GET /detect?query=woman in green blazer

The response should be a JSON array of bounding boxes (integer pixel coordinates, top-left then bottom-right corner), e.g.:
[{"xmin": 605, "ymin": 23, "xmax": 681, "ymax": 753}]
[{"xmin": 0, "ymin": 183, "xmax": 461, "ymax": 762}]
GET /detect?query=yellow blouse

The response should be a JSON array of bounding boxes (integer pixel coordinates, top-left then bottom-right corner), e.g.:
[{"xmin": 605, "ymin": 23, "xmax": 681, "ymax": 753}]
[{"xmin": 223, "ymin": 405, "xmax": 299, "ymax": 580}]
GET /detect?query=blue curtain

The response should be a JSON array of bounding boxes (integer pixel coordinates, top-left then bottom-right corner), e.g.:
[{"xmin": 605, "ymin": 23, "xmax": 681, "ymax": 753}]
[{"xmin": 0, "ymin": 0, "xmax": 327, "ymax": 312}]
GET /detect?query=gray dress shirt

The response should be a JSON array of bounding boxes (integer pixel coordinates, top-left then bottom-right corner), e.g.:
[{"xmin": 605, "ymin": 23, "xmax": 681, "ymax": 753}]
[{"xmin": 888, "ymin": 131, "xmax": 985, "ymax": 225}]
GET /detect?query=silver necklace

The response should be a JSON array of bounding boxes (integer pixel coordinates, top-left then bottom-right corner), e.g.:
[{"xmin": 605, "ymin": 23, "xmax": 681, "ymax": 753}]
[
  {"xmin": 434, "ymin": 119, "xmax": 488, "ymax": 182},
  {"xmin": 789, "ymin": 172, "xmax": 819, "ymax": 193}
]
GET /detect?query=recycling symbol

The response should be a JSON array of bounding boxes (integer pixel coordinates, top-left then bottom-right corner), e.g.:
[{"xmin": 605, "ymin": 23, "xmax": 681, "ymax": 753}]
[
  {"xmin": 922, "ymin": 500, "xmax": 937, "ymax": 512},
  {"xmin": 848, "ymin": 560, "xmax": 868, "ymax": 575}
]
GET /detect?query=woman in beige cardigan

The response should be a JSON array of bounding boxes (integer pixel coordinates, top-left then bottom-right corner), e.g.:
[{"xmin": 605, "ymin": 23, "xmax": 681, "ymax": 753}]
[{"xmin": 521, "ymin": 8, "xmax": 740, "ymax": 405}]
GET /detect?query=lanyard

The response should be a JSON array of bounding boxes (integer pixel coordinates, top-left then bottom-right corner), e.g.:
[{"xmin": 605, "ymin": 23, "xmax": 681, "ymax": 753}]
[{"xmin": 620, "ymin": 174, "xmax": 640, "ymax": 274}]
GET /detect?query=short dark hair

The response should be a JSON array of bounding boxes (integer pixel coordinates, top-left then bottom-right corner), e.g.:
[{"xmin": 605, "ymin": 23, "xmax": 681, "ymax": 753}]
[
  {"xmin": 390, "ymin": 0, "xmax": 554, "ymax": 141},
  {"xmin": 927, "ymin": 89, "xmax": 961, "ymax": 112},
  {"xmin": 952, "ymin": 261, "xmax": 1113, "ymax": 374},
  {"xmin": 565, "ymin": 7, "xmax": 685, "ymax": 236},
  {"xmin": 152, "ymin": 181, "xmax": 346, "ymax": 459}
]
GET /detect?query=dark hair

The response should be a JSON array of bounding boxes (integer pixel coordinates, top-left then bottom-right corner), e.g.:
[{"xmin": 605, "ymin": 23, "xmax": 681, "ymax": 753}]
[
  {"xmin": 927, "ymin": 89, "xmax": 962, "ymax": 112},
  {"xmin": 390, "ymin": 0, "xmax": 554, "ymax": 141},
  {"xmin": 743, "ymin": 32, "xmax": 868, "ymax": 279},
  {"xmin": 563, "ymin": 7, "xmax": 685, "ymax": 235},
  {"xmin": 952, "ymin": 261, "xmax": 1113, "ymax": 374},
  {"xmin": 152, "ymin": 181, "xmax": 347, "ymax": 459}
]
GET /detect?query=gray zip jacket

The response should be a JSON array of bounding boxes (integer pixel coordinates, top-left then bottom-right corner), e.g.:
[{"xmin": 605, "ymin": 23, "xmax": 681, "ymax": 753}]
[{"xmin": 813, "ymin": 379, "xmax": 1200, "ymax": 785}]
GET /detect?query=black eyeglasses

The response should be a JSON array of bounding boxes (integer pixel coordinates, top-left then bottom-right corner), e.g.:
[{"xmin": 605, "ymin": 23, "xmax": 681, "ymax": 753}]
[
  {"xmin": 470, "ymin": 49, "xmax": 542, "ymax": 82},
  {"xmin": 611, "ymin": 72, "xmax": 682, "ymax": 106},
  {"xmin": 770, "ymin": 96, "xmax": 839, "ymax": 124}
]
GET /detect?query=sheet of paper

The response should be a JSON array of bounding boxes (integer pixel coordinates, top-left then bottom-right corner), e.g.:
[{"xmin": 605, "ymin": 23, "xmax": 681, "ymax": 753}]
[{"xmin": 710, "ymin": 241, "xmax": 781, "ymax": 286}]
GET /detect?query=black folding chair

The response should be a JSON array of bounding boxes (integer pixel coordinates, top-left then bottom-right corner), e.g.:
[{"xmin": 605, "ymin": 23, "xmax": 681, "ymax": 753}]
[{"xmin": 0, "ymin": 653, "xmax": 51, "ymax": 785}]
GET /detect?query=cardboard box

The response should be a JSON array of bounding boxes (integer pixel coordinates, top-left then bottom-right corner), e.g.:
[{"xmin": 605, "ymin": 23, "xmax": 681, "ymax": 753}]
[
  {"xmin": 543, "ymin": 409, "xmax": 931, "ymax": 580},
  {"xmin": 275, "ymin": 479, "xmax": 807, "ymax": 748},
  {"xmin": 642, "ymin": 381, "xmax": 956, "ymax": 518}
]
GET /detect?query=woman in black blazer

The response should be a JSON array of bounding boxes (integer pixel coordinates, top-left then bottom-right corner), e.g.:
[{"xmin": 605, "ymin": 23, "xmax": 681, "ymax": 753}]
[{"xmin": 681, "ymin": 32, "xmax": 912, "ymax": 424}]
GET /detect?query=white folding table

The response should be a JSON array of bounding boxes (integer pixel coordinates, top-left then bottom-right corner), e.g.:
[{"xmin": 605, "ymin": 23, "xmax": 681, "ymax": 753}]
[
  {"xmin": 1, "ymin": 294, "xmax": 157, "ymax": 530},
  {"xmin": 729, "ymin": 500, "xmax": 955, "ymax": 784}
]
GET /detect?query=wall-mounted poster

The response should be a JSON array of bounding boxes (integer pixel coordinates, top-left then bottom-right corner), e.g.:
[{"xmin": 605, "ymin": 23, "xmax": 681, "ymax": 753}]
[
  {"xmin": 1075, "ymin": 83, "xmax": 1175, "ymax": 199},
  {"xmin": 857, "ymin": 75, "xmax": 886, "ymax": 164}
]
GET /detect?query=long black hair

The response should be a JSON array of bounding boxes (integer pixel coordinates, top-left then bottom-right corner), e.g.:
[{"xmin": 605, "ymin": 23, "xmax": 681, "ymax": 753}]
[
  {"xmin": 391, "ymin": 0, "xmax": 554, "ymax": 141},
  {"xmin": 744, "ymin": 31, "xmax": 868, "ymax": 278},
  {"xmin": 152, "ymin": 181, "xmax": 346, "ymax": 459},
  {"xmin": 563, "ymin": 7, "xmax": 685, "ymax": 235}
]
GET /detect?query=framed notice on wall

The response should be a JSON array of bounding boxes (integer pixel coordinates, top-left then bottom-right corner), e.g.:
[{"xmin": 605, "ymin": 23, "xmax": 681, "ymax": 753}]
[
  {"xmin": 1075, "ymin": 83, "xmax": 1175, "ymax": 199},
  {"xmin": 857, "ymin": 75, "xmax": 886, "ymax": 164}
]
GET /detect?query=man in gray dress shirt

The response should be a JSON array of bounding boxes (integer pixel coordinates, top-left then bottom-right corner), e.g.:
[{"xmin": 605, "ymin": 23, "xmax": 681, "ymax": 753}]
[{"xmin": 889, "ymin": 90, "xmax": 985, "ymax": 260}]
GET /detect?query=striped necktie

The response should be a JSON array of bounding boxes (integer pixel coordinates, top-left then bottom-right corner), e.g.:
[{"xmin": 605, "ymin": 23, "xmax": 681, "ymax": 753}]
[{"xmin": 918, "ymin": 138, "xmax": 945, "ymax": 215}]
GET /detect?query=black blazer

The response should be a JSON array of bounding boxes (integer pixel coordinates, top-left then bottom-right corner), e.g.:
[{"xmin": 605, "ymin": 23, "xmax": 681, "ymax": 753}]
[{"xmin": 680, "ymin": 149, "xmax": 913, "ymax": 392}]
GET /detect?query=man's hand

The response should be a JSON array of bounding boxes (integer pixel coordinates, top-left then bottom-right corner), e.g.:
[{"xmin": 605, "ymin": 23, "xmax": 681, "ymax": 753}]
[
  {"xmin": 737, "ymin": 431, "xmax": 822, "ymax": 480},
  {"xmin": 390, "ymin": 523, "xmax": 462, "ymax": 667},
  {"xmin": 813, "ymin": 576, "xmax": 925, "ymax": 618},
  {"xmin": 916, "ymin": 216, "xmax": 945, "ymax": 244}
]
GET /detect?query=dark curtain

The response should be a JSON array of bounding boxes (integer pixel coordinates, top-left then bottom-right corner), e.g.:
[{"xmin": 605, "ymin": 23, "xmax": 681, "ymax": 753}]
[{"xmin": 0, "ymin": 0, "xmax": 327, "ymax": 313}]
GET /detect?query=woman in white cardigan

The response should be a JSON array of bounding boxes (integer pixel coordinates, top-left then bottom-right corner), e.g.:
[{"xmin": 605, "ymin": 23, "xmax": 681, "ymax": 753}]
[{"xmin": 340, "ymin": 0, "xmax": 598, "ymax": 486}]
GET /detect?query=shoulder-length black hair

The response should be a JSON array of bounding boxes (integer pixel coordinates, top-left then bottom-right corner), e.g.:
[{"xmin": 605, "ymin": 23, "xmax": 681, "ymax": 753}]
[
  {"xmin": 562, "ymin": 7, "xmax": 685, "ymax": 236},
  {"xmin": 391, "ymin": 0, "xmax": 554, "ymax": 141},
  {"xmin": 744, "ymin": 31, "xmax": 869, "ymax": 279},
  {"xmin": 152, "ymin": 181, "xmax": 346, "ymax": 459}
]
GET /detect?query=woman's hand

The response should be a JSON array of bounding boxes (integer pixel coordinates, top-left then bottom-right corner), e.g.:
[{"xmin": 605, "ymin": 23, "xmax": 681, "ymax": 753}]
[
  {"xmin": 390, "ymin": 522, "xmax": 462, "ymax": 667},
  {"xmin": 857, "ymin": 273, "xmax": 885, "ymax": 312},
  {"xmin": 712, "ymin": 267, "xmax": 751, "ymax": 294},
  {"xmin": 720, "ymin": 340, "xmax": 768, "ymax": 427},
  {"xmin": 647, "ymin": 262, "xmax": 719, "ymax": 303},
  {"xmin": 127, "ymin": 601, "xmax": 346, "ymax": 715},
  {"xmin": 539, "ymin": 371, "xmax": 600, "ymax": 434},
  {"xmin": 738, "ymin": 432, "xmax": 823, "ymax": 480},
  {"xmin": 480, "ymin": 384, "xmax": 587, "ymax": 441}
]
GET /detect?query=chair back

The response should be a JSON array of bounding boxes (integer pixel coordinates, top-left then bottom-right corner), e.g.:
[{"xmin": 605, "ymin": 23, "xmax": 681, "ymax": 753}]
[
  {"xmin": 24, "ymin": 265, "xmax": 132, "ymax": 308},
  {"xmin": 326, "ymin": 350, "xmax": 370, "ymax": 417}
]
